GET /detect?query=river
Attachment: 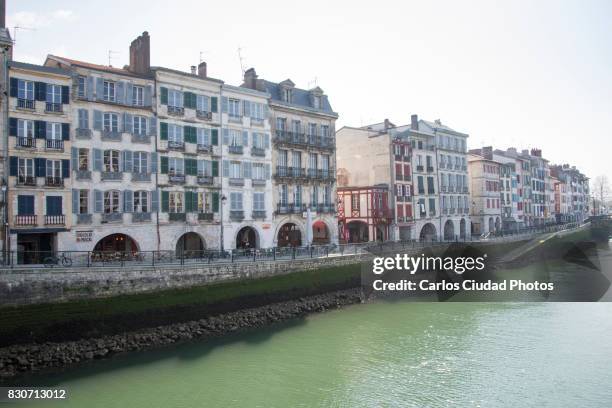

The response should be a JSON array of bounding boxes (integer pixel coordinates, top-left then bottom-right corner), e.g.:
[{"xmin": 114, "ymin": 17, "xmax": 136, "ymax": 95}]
[{"xmin": 9, "ymin": 243, "xmax": 612, "ymax": 407}]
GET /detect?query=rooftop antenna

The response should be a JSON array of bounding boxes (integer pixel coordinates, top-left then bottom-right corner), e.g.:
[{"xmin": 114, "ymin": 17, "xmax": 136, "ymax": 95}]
[
  {"xmin": 237, "ymin": 46, "xmax": 246, "ymax": 76},
  {"xmin": 108, "ymin": 50, "xmax": 119, "ymax": 67},
  {"xmin": 199, "ymin": 51, "xmax": 207, "ymax": 63},
  {"xmin": 11, "ymin": 26, "xmax": 35, "ymax": 45},
  {"xmin": 307, "ymin": 77, "xmax": 318, "ymax": 89}
]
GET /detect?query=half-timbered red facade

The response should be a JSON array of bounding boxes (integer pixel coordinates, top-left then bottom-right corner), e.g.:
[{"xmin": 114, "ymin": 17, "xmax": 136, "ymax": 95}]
[{"xmin": 337, "ymin": 186, "xmax": 394, "ymax": 243}]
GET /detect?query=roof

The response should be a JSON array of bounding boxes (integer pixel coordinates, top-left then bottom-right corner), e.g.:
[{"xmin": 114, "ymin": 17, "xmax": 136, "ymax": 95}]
[
  {"xmin": 46, "ymin": 55, "xmax": 152, "ymax": 78},
  {"xmin": 9, "ymin": 60, "xmax": 71, "ymax": 77},
  {"xmin": 419, "ymin": 119, "xmax": 468, "ymax": 137},
  {"xmin": 151, "ymin": 66, "xmax": 224, "ymax": 84},
  {"xmin": 260, "ymin": 79, "xmax": 337, "ymax": 116}
]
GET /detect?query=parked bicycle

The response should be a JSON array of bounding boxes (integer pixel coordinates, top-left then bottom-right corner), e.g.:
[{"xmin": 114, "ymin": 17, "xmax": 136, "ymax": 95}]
[{"xmin": 43, "ymin": 252, "xmax": 73, "ymax": 268}]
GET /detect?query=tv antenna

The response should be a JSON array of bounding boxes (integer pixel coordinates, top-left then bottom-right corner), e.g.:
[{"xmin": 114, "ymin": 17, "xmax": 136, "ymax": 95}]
[
  {"xmin": 237, "ymin": 46, "xmax": 246, "ymax": 76},
  {"xmin": 199, "ymin": 51, "xmax": 209, "ymax": 63},
  {"xmin": 108, "ymin": 50, "xmax": 119, "ymax": 67},
  {"xmin": 307, "ymin": 77, "xmax": 318, "ymax": 89},
  {"xmin": 11, "ymin": 26, "xmax": 35, "ymax": 45}
]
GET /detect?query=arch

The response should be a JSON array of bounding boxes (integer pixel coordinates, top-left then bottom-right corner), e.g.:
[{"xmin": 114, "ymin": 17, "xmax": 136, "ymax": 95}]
[
  {"xmin": 277, "ymin": 223, "xmax": 302, "ymax": 247},
  {"xmin": 236, "ymin": 226, "xmax": 259, "ymax": 249},
  {"xmin": 459, "ymin": 218, "xmax": 466, "ymax": 239},
  {"xmin": 312, "ymin": 220, "xmax": 331, "ymax": 245},
  {"xmin": 176, "ymin": 232, "xmax": 205, "ymax": 257},
  {"xmin": 419, "ymin": 223, "xmax": 437, "ymax": 242},
  {"xmin": 488, "ymin": 217, "xmax": 494, "ymax": 232},
  {"xmin": 93, "ymin": 233, "xmax": 139, "ymax": 254},
  {"xmin": 347, "ymin": 220, "xmax": 369, "ymax": 243},
  {"xmin": 495, "ymin": 217, "xmax": 501, "ymax": 232},
  {"xmin": 443, "ymin": 219, "xmax": 455, "ymax": 241}
]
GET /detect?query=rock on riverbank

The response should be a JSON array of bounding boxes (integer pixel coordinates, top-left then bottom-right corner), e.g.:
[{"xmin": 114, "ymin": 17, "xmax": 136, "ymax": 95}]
[{"xmin": 0, "ymin": 288, "xmax": 362, "ymax": 380}]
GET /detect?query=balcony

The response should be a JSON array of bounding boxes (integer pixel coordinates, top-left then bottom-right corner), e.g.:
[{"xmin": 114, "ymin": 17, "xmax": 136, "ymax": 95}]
[
  {"xmin": 45, "ymin": 102, "xmax": 63, "ymax": 113},
  {"xmin": 252, "ymin": 178, "xmax": 266, "ymax": 186},
  {"xmin": 168, "ymin": 173, "xmax": 186, "ymax": 184},
  {"xmin": 16, "ymin": 137, "xmax": 36, "ymax": 148},
  {"xmin": 228, "ymin": 114, "xmax": 242, "ymax": 123},
  {"xmin": 317, "ymin": 204, "xmax": 335, "ymax": 214},
  {"xmin": 442, "ymin": 208, "xmax": 448, "ymax": 215},
  {"xmin": 251, "ymin": 117, "xmax": 264, "ymax": 126},
  {"xmin": 427, "ymin": 166, "xmax": 434, "ymax": 173},
  {"xmin": 45, "ymin": 214, "xmax": 65, "ymax": 225},
  {"xmin": 101, "ymin": 130, "xmax": 122, "ymax": 141},
  {"xmin": 101, "ymin": 171, "xmax": 123, "ymax": 181},
  {"xmin": 167, "ymin": 106, "xmax": 184, "ymax": 116},
  {"xmin": 76, "ymin": 128, "xmax": 92, "ymax": 139},
  {"xmin": 439, "ymin": 162, "xmax": 446, "ymax": 169},
  {"xmin": 198, "ymin": 212, "xmax": 214, "ymax": 222},
  {"xmin": 45, "ymin": 176, "xmax": 63, "ymax": 187},
  {"xmin": 441, "ymin": 186, "xmax": 447, "ymax": 193},
  {"xmin": 132, "ymin": 172, "xmax": 151, "ymax": 182},
  {"xmin": 229, "ymin": 178, "xmax": 244, "ymax": 186},
  {"xmin": 17, "ymin": 175, "xmax": 36, "ymax": 186},
  {"xmin": 448, "ymin": 186, "xmax": 455, "ymax": 193},
  {"xmin": 463, "ymin": 186, "xmax": 469, "ymax": 193},
  {"xmin": 102, "ymin": 212, "xmax": 123, "ymax": 223},
  {"xmin": 196, "ymin": 110, "xmax": 212, "ymax": 121},
  {"xmin": 228, "ymin": 145, "xmax": 244, "ymax": 155},
  {"xmin": 169, "ymin": 212, "xmax": 186, "ymax": 222},
  {"xmin": 45, "ymin": 139, "xmax": 64, "ymax": 151},
  {"xmin": 274, "ymin": 130, "xmax": 307, "ymax": 147},
  {"xmin": 77, "ymin": 213, "xmax": 92, "ymax": 224},
  {"xmin": 131, "ymin": 133, "xmax": 151, "ymax": 144},
  {"xmin": 416, "ymin": 165, "xmax": 424, "ymax": 172},
  {"xmin": 195, "ymin": 175, "xmax": 213, "ymax": 185},
  {"xmin": 197, "ymin": 144, "xmax": 213, "ymax": 153},
  {"xmin": 168, "ymin": 140, "xmax": 185, "ymax": 151},
  {"xmin": 15, "ymin": 214, "xmax": 37, "ymax": 226},
  {"xmin": 229, "ymin": 210, "xmax": 244, "ymax": 221},
  {"xmin": 251, "ymin": 147, "xmax": 266, "ymax": 157},
  {"xmin": 76, "ymin": 170, "xmax": 91, "ymax": 180},
  {"xmin": 308, "ymin": 136, "xmax": 335, "ymax": 151},
  {"xmin": 404, "ymin": 175, "xmax": 412, "ymax": 182},
  {"xmin": 449, "ymin": 208, "xmax": 456, "ymax": 214},
  {"xmin": 276, "ymin": 203, "xmax": 305, "ymax": 214},
  {"xmin": 132, "ymin": 212, "xmax": 152, "ymax": 222},
  {"xmin": 252, "ymin": 210, "xmax": 267, "ymax": 219},
  {"xmin": 275, "ymin": 166, "xmax": 306, "ymax": 180},
  {"xmin": 462, "ymin": 165, "xmax": 467, "ymax": 171},
  {"xmin": 17, "ymin": 98, "xmax": 35, "ymax": 110}
]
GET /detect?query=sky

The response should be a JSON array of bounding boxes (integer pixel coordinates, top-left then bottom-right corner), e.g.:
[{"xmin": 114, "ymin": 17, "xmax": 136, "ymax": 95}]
[{"xmin": 6, "ymin": 0, "xmax": 612, "ymax": 184}]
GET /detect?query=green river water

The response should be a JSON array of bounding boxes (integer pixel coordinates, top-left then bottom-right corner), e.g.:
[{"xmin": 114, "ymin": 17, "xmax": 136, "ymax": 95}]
[{"xmin": 8, "ymin": 244, "xmax": 612, "ymax": 408}]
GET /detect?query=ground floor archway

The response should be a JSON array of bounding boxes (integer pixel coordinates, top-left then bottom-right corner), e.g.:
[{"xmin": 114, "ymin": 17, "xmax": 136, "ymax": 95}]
[
  {"xmin": 236, "ymin": 226, "xmax": 259, "ymax": 249},
  {"xmin": 176, "ymin": 232, "xmax": 205, "ymax": 256},
  {"xmin": 495, "ymin": 217, "xmax": 501, "ymax": 232},
  {"xmin": 277, "ymin": 223, "xmax": 302, "ymax": 247},
  {"xmin": 459, "ymin": 219, "xmax": 466, "ymax": 239},
  {"xmin": 347, "ymin": 221, "xmax": 368, "ymax": 243},
  {"xmin": 443, "ymin": 220, "xmax": 455, "ymax": 241},
  {"xmin": 312, "ymin": 220, "xmax": 331, "ymax": 245},
  {"xmin": 93, "ymin": 233, "xmax": 139, "ymax": 254},
  {"xmin": 419, "ymin": 223, "xmax": 437, "ymax": 242},
  {"xmin": 488, "ymin": 217, "xmax": 494, "ymax": 233}
]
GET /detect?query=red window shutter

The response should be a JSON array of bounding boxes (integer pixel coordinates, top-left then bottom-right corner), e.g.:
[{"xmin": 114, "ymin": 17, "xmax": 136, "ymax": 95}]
[
  {"xmin": 395, "ymin": 163, "xmax": 402, "ymax": 176},
  {"xmin": 404, "ymin": 164, "xmax": 410, "ymax": 177},
  {"xmin": 406, "ymin": 204, "xmax": 412, "ymax": 217},
  {"xmin": 397, "ymin": 204, "xmax": 404, "ymax": 217}
]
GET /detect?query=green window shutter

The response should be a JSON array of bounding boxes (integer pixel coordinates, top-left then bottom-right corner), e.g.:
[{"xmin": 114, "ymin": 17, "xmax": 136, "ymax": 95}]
[
  {"xmin": 185, "ymin": 92, "xmax": 196, "ymax": 109},
  {"xmin": 212, "ymin": 192, "xmax": 219, "ymax": 212},
  {"xmin": 160, "ymin": 87, "xmax": 168, "ymax": 105},
  {"xmin": 161, "ymin": 191, "xmax": 169, "ymax": 212},
  {"xmin": 186, "ymin": 158, "xmax": 197, "ymax": 176},
  {"xmin": 185, "ymin": 191, "xmax": 193, "ymax": 212},
  {"xmin": 160, "ymin": 156, "xmax": 168, "ymax": 174},
  {"xmin": 211, "ymin": 128, "xmax": 219, "ymax": 145},
  {"xmin": 210, "ymin": 97, "xmax": 218, "ymax": 113},
  {"xmin": 185, "ymin": 126, "xmax": 196, "ymax": 144},
  {"xmin": 192, "ymin": 191, "xmax": 198, "ymax": 212},
  {"xmin": 160, "ymin": 122, "xmax": 168, "ymax": 140},
  {"xmin": 212, "ymin": 160, "xmax": 219, "ymax": 177}
]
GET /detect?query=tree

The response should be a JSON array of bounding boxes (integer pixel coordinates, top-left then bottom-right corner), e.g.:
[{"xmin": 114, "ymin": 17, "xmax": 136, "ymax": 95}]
[{"xmin": 592, "ymin": 175, "xmax": 610, "ymax": 214}]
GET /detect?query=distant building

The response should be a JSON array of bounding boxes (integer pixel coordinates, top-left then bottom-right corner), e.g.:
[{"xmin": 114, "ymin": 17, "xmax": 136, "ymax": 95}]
[
  {"xmin": 468, "ymin": 147, "xmax": 502, "ymax": 235},
  {"xmin": 337, "ymin": 185, "xmax": 393, "ymax": 243}
]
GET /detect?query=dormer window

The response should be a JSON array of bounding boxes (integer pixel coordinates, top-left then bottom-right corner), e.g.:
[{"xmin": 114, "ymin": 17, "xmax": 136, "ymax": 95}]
[
  {"xmin": 283, "ymin": 88, "xmax": 292, "ymax": 103},
  {"xmin": 314, "ymin": 95, "xmax": 321, "ymax": 109}
]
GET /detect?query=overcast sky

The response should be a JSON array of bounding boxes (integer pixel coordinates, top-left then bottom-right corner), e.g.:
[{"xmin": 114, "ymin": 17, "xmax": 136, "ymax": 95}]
[{"xmin": 7, "ymin": 0, "xmax": 611, "ymax": 182}]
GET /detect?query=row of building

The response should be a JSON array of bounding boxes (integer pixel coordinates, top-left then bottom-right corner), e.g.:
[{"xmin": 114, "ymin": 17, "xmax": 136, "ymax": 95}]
[
  {"xmin": 0, "ymin": 29, "xmax": 339, "ymax": 261},
  {"xmin": 335, "ymin": 119, "xmax": 590, "ymax": 243}
]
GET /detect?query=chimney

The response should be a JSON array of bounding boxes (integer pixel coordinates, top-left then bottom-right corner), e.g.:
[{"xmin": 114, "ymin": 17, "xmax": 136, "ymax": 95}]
[
  {"xmin": 507, "ymin": 147, "xmax": 517, "ymax": 156},
  {"xmin": 482, "ymin": 146, "xmax": 493, "ymax": 160},
  {"xmin": 197, "ymin": 61, "xmax": 207, "ymax": 78},
  {"xmin": 384, "ymin": 118, "xmax": 391, "ymax": 130},
  {"xmin": 244, "ymin": 67, "xmax": 258, "ymax": 89},
  {"xmin": 190, "ymin": 66, "xmax": 196, "ymax": 75},
  {"xmin": 530, "ymin": 148, "xmax": 542, "ymax": 157},
  {"xmin": 411, "ymin": 114, "xmax": 418, "ymax": 130},
  {"xmin": 128, "ymin": 31, "xmax": 151, "ymax": 75},
  {"xmin": 0, "ymin": 0, "xmax": 5, "ymax": 28},
  {"xmin": 522, "ymin": 149, "xmax": 529, "ymax": 156}
]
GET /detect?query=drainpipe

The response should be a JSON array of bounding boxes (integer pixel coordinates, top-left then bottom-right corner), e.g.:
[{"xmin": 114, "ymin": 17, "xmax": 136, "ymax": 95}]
[
  {"xmin": 219, "ymin": 84, "xmax": 224, "ymax": 252},
  {"xmin": 2, "ymin": 48, "xmax": 9, "ymax": 262},
  {"xmin": 433, "ymin": 129, "xmax": 442, "ymax": 241},
  {"xmin": 153, "ymin": 76, "xmax": 161, "ymax": 252}
]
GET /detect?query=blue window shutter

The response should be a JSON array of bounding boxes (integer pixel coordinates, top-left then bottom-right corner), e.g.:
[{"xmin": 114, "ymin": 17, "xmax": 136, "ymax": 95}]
[
  {"xmin": 86, "ymin": 76, "xmax": 94, "ymax": 100},
  {"xmin": 126, "ymin": 82, "xmax": 133, "ymax": 106},
  {"xmin": 62, "ymin": 123, "xmax": 70, "ymax": 140},
  {"xmin": 221, "ymin": 96, "xmax": 228, "ymax": 113},
  {"xmin": 223, "ymin": 160, "xmax": 229, "ymax": 177},
  {"xmin": 263, "ymin": 104, "xmax": 268, "ymax": 118},
  {"xmin": 72, "ymin": 189, "xmax": 79, "ymax": 214},
  {"xmin": 95, "ymin": 77, "xmax": 104, "ymax": 100},
  {"xmin": 211, "ymin": 129, "xmax": 218, "ymax": 145},
  {"xmin": 35, "ymin": 158, "xmax": 46, "ymax": 177},
  {"xmin": 243, "ymin": 100, "xmax": 250, "ymax": 117},
  {"xmin": 45, "ymin": 122, "xmax": 52, "ymax": 140},
  {"xmin": 223, "ymin": 128, "xmax": 229, "ymax": 145},
  {"xmin": 150, "ymin": 152, "xmax": 158, "ymax": 173},
  {"xmin": 35, "ymin": 121, "xmax": 46, "ymax": 138},
  {"xmin": 242, "ymin": 131, "xmax": 249, "ymax": 147},
  {"xmin": 71, "ymin": 147, "xmax": 78, "ymax": 171},
  {"xmin": 35, "ymin": 82, "xmax": 46, "ymax": 101},
  {"xmin": 265, "ymin": 133, "xmax": 270, "ymax": 149},
  {"xmin": 265, "ymin": 163, "xmax": 271, "ymax": 180},
  {"xmin": 9, "ymin": 77, "xmax": 18, "ymax": 97},
  {"xmin": 243, "ymin": 161, "xmax": 252, "ymax": 179},
  {"xmin": 93, "ymin": 149, "xmax": 102, "ymax": 171},
  {"xmin": 148, "ymin": 116, "xmax": 157, "ymax": 136},
  {"xmin": 93, "ymin": 110, "xmax": 102, "ymax": 130},
  {"xmin": 123, "ymin": 190, "xmax": 133, "ymax": 212},
  {"xmin": 122, "ymin": 150, "xmax": 133, "ymax": 172},
  {"xmin": 116, "ymin": 81, "xmax": 125, "ymax": 104},
  {"xmin": 61, "ymin": 86, "xmax": 69, "ymax": 104},
  {"xmin": 178, "ymin": 91, "xmax": 184, "ymax": 108},
  {"xmin": 210, "ymin": 96, "xmax": 218, "ymax": 113},
  {"xmin": 8, "ymin": 118, "xmax": 17, "ymax": 136},
  {"xmin": 62, "ymin": 159, "xmax": 70, "ymax": 178},
  {"xmin": 144, "ymin": 85, "xmax": 153, "ymax": 107},
  {"xmin": 78, "ymin": 109, "xmax": 89, "ymax": 129},
  {"xmin": 151, "ymin": 189, "xmax": 159, "ymax": 212},
  {"xmin": 9, "ymin": 156, "xmax": 18, "ymax": 176},
  {"xmin": 123, "ymin": 113, "xmax": 133, "ymax": 133},
  {"xmin": 94, "ymin": 190, "xmax": 103, "ymax": 213}
]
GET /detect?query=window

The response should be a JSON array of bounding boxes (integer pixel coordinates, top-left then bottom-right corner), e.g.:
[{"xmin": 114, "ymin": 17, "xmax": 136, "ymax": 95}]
[
  {"xmin": 309, "ymin": 153, "xmax": 318, "ymax": 170},
  {"xmin": 252, "ymin": 132, "xmax": 265, "ymax": 149},
  {"xmin": 253, "ymin": 192, "xmax": 265, "ymax": 211},
  {"xmin": 168, "ymin": 124, "xmax": 183, "ymax": 143},
  {"xmin": 103, "ymin": 112, "xmax": 119, "ymax": 132},
  {"xmin": 427, "ymin": 177, "xmax": 435, "ymax": 194},
  {"xmin": 78, "ymin": 76, "xmax": 86, "ymax": 98},
  {"xmin": 351, "ymin": 194, "xmax": 360, "ymax": 210},
  {"xmin": 283, "ymin": 88, "xmax": 292, "ymax": 102},
  {"xmin": 17, "ymin": 119, "xmax": 34, "ymax": 139},
  {"xmin": 228, "ymin": 99, "xmax": 241, "ymax": 117},
  {"xmin": 197, "ymin": 95, "xmax": 209, "ymax": 112},
  {"xmin": 132, "ymin": 85, "xmax": 144, "ymax": 106},
  {"xmin": 197, "ymin": 128, "xmax": 210, "ymax": 146},
  {"xmin": 280, "ymin": 185, "xmax": 288, "ymax": 206},
  {"xmin": 230, "ymin": 192, "xmax": 243, "ymax": 210},
  {"xmin": 251, "ymin": 103, "xmax": 264, "ymax": 120},
  {"xmin": 78, "ymin": 109, "xmax": 89, "ymax": 129},
  {"xmin": 104, "ymin": 190, "xmax": 120, "ymax": 213},
  {"xmin": 311, "ymin": 185, "xmax": 318, "ymax": 206},
  {"xmin": 133, "ymin": 116, "xmax": 147, "ymax": 135},
  {"xmin": 229, "ymin": 161, "xmax": 241, "ymax": 178},
  {"xmin": 134, "ymin": 191, "xmax": 148, "ymax": 213},
  {"xmin": 47, "ymin": 123, "xmax": 62, "ymax": 140},
  {"xmin": 46, "ymin": 196, "xmax": 63, "ymax": 216},
  {"xmin": 321, "ymin": 125, "xmax": 329, "ymax": 138},
  {"xmin": 324, "ymin": 185, "xmax": 331, "ymax": 205},
  {"xmin": 229, "ymin": 129, "xmax": 242, "ymax": 146},
  {"xmin": 133, "ymin": 152, "xmax": 148, "ymax": 173},
  {"xmin": 418, "ymin": 198, "xmax": 426, "ymax": 217},
  {"xmin": 278, "ymin": 150, "xmax": 288, "ymax": 167},
  {"xmin": 78, "ymin": 149, "xmax": 89, "ymax": 171},
  {"xmin": 292, "ymin": 120, "xmax": 301, "ymax": 135},
  {"xmin": 321, "ymin": 155, "xmax": 330, "ymax": 171},
  {"xmin": 313, "ymin": 95, "xmax": 321, "ymax": 109},
  {"xmin": 103, "ymin": 150, "xmax": 120, "ymax": 172},
  {"xmin": 168, "ymin": 90, "xmax": 182, "ymax": 107},
  {"xmin": 17, "ymin": 195, "xmax": 35, "ymax": 215},
  {"xmin": 46, "ymin": 84, "xmax": 62, "ymax": 104},
  {"xmin": 416, "ymin": 155, "xmax": 422, "ymax": 166},
  {"xmin": 295, "ymin": 185, "xmax": 302, "ymax": 206},
  {"xmin": 252, "ymin": 163, "xmax": 265, "ymax": 180},
  {"xmin": 197, "ymin": 160, "xmax": 212, "ymax": 177},
  {"xmin": 18, "ymin": 158, "xmax": 34, "ymax": 180},
  {"xmin": 46, "ymin": 160, "xmax": 61, "ymax": 179},
  {"xmin": 17, "ymin": 80, "xmax": 34, "ymax": 100},
  {"xmin": 169, "ymin": 192, "xmax": 183, "ymax": 213},
  {"xmin": 308, "ymin": 123, "xmax": 317, "ymax": 137},
  {"xmin": 429, "ymin": 198, "xmax": 436, "ymax": 214},
  {"xmin": 197, "ymin": 192, "xmax": 211, "ymax": 213},
  {"xmin": 79, "ymin": 190, "xmax": 88, "ymax": 214},
  {"xmin": 103, "ymin": 81, "xmax": 115, "ymax": 102},
  {"xmin": 417, "ymin": 176, "xmax": 424, "ymax": 194},
  {"xmin": 292, "ymin": 151, "xmax": 301, "ymax": 168},
  {"xmin": 276, "ymin": 117, "xmax": 287, "ymax": 131},
  {"xmin": 169, "ymin": 157, "xmax": 184, "ymax": 175}
]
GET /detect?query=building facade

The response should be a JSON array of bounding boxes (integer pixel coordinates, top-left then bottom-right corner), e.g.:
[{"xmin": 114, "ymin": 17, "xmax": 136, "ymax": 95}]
[
  {"xmin": 337, "ymin": 185, "xmax": 393, "ymax": 243},
  {"xmin": 468, "ymin": 147, "xmax": 502, "ymax": 235}
]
